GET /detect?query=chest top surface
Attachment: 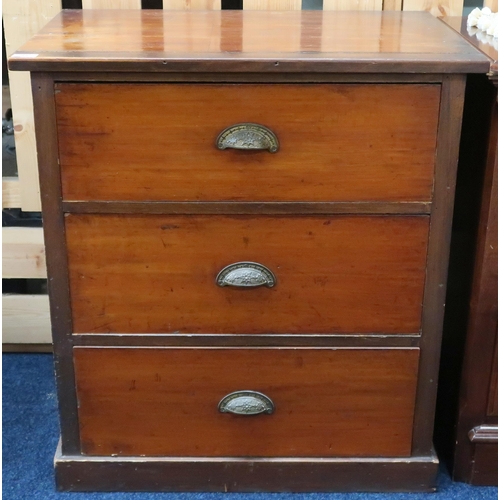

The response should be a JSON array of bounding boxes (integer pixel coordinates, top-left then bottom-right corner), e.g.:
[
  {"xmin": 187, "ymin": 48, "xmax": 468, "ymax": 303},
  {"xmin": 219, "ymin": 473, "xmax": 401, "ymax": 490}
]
[{"xmin": 9, "ymin": 10, "xmax": 490, "ymax": 74}]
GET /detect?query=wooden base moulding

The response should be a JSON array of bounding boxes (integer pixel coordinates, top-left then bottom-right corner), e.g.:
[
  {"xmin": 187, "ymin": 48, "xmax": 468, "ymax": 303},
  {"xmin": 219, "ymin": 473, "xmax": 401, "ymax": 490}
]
[{"xmin": 54, "ymin": 442, "xmax": 439, "ymax": 492}]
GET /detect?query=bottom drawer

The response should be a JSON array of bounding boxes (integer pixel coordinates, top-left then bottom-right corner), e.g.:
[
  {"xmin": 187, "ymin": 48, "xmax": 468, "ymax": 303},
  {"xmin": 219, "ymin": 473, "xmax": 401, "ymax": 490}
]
[{"xmin": 74, "ymin": 347, "xmax": 419, "ymax": 457}]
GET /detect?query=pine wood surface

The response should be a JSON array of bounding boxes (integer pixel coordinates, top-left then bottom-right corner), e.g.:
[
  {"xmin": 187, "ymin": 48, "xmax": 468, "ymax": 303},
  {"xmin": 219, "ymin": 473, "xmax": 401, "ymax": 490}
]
[
  {"xmin": 65, "ymin": 214, "xmax": 429, "ymax": 335},
  {"xmin": 2, "ymin": 227, "xmax": 47, "ymax": 278},
  {"xmin": 74, "ymin": 347, "xmax": 419, "ymax": 457},
  {"xmin": 3, "ymin": 0, "xmax": 62, "ymax": 212},
  {"xmin": 56, "ymin": 83, "xmax": 439, "ymax": 203},
  {"xmin": 2, "ymin": 294, "xmax": 51, "ymax": 344}
]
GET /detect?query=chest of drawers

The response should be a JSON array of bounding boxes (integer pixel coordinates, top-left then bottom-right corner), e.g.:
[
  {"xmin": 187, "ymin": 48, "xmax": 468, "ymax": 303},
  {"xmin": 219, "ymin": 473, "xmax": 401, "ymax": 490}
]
[{"xmin": 9, "ymin": 10, "xmax": 490, "ymax": 492}]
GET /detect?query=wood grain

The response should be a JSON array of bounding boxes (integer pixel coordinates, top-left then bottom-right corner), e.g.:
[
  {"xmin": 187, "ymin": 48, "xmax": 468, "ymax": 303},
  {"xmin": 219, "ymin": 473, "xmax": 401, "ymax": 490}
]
[
  {"xmin": 487, "ymin": 343, "xmax": 497, "ymax": 417},
  {"xmin": 74, "ymin": 347, "xmax": 419, "ymax": 457},
  {"xmin": 56, "ymin": 83, "xmax": 439, "ymax": 203},
  {"xmin": 31, "ymin": 73, "xmax": 81, "ymax": 454},
  {"xmin": 412, "ymin": 75, "xmax": 466, "ymax": 454},
  {"xmin": 2, "ymin": 227, "xmax": 46, "ymax": 278},
  {"xmin": 9, "ymin": 11, "xmax": 490, "ymax": 74},
  {"xmin": 55, "ymin": 447, "xmax": 439, "ymax": 492},
  {"xmin": 2, "ymin": 294, "xmax": 51, "ymax": 344},
  {"xmin": 440, "ymin": 17, "xmax": 498, "ymax": 79},
  {"xmin": 2, "ymin": 177, "xmax": 22, "ymax": 208},
  {"xmin": 323, "ymin": 0, "xmax": 382, "ymax": 10},
  {"xmin": 483, "ymin": 0, "xmax": 498, "ymax": 12},
  {"xmin": 3, "ymin": 0, "xmax": 62, "ymax": 212},
  {"xmin": 61, "ymin": 201, "xmax": 432, "ymax": 215},
  {"xmin": 66, "ymin": 215, "xmax": 429, "ymax": 335},
  {"xmin": 453, "ymin": 97, "xmax": 498, "ymax": 481},
  {"xmin": 403, "ymin": 0, "xmax": 464, "ymax": 17},
  {"xmin": 82, "ymin": 0, "xmax": 141, "ymax": 7},
  {"xmin": 243, "ymin": 0, "xmax": 301, "ymax": 9},
  {"xmin": 383, "ymin": 0, "xmax": 403, "ymax": 9},
  {"xmin": 73, "ymin": 333, "xmax": 421, "ymax": 348},
  {"xmin": 162, "ymin": 0, "xmax": 221, "ymax": 8}
]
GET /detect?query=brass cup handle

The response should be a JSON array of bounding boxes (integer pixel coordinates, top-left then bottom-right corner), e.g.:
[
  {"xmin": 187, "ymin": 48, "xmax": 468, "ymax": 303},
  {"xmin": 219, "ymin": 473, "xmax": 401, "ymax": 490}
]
[
  {"xmin": 216, "ymin": 262, "xmax": 276, "ymax": 288},
  {"xmin": 216, "ymin": 123, "xmax": 279, "ymax": 153},
  {"xmin": 218, "ymin": 391, "xmax": 275, "ymax": 416}
]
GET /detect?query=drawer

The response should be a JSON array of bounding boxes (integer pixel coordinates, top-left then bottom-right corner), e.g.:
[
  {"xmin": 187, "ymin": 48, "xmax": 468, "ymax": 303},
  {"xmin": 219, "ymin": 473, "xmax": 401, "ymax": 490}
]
[
  {"xmin": 74, "ymin": 347, "xmax": 419, "ymax": 457},
  {"xmin": 55, "ymin": 83, "xmax": 440, "ymax": 203},
  {"xmin": 66, "ymin": 214, "xmax": 429, "ymax": 334}
]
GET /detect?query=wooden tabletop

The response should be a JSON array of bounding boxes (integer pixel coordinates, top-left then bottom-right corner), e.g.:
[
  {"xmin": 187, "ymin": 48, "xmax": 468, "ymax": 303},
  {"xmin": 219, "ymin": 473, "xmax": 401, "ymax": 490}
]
[
  {"xmin": 9, "ymin": 10, "xmax": 490, "ymax": 73},
  {"xmin": 440, "ymin": 16, "xmax": 498, "ymax": 78}
]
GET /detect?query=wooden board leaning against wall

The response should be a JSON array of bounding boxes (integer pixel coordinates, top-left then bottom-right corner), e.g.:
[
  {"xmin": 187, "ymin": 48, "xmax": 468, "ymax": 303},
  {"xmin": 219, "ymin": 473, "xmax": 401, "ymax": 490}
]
[{"xmin": 2, "ymin": 0, "xmax": 468, "ymax": 348}]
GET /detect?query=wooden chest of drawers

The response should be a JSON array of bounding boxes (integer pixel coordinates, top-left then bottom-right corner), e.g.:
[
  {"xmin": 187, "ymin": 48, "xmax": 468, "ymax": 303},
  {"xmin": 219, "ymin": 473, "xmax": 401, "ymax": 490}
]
[{"xmin": 9, "ymin": 10, "xmax": 490, "ymax": 492}]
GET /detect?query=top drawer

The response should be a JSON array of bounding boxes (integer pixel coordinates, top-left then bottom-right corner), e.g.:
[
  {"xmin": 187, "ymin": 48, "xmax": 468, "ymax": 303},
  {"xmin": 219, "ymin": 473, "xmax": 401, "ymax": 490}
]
[{"xmin": 55, "ymin": 83, "xmax": 440, "ymax": 203}]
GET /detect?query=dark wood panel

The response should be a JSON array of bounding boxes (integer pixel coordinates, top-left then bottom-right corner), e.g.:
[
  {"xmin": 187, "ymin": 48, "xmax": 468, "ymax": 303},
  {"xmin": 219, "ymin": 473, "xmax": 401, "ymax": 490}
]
[
  {"xmin": 412, "ymin": 75, "xmax": 466, "ymax": 454},
  {"xmin": 487, "ymin": 344, "xmax": 497, "ymax": 417},
  {"xmin": 31, "ymin": 73, "xmax": 81, "ymax": 455},
  {"xmin": 55, "ymin": 83, "xmax": 439, "ymax": 203},
  {"xmin": 62, "ymin": 201, "xmax": 432, "ymax": 215},
  {"xmin": 51, "ymin": 72, "xmax": 445, "ymax": 83},
  {"xmin": 453, "ymin": 97, "xmax": 498, "ymax": 482},
  {"xmin": 9, "ymin": 11, "xmax": 490, "ymax": 73},
  {"xmin": 471, "ymin": 443, "xmax": 499, "ymax": 485},
  {"xmin": 55, "ymin": 445, "xmax": 439, "ymax": 492},
  {"xmin": 74, "ymin": 347, "xmax": 419, "ymax": 457},
  {"xmin": 440, "ymin": 17, "xmax": 498, "ymax": 80},
  {"xmin": 65, "ymin": 215, "xmax": 429, "ymax": 335},
  {"xmin": 73, "ymin": 333, "xmax": 421, "ymax": 348}
]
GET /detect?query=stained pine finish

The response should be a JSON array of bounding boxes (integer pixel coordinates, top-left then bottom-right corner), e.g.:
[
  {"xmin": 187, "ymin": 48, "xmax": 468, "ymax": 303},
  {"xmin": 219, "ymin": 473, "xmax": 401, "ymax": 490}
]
[
  {"xmin": 55, "ymin": 83, "xmax": 439, "ymax": 203},
  {"xmin": 74, "ymin": 347, "xmax": 419, "ymax": 457},
  {"xmin": 8, "ymin": 7, "xmax": 479, "ymax": 492},
  {"xmin": 65, "ymin": 215, "xmax": 429, "ymax": 334},
  {"xmin": 9, "ymin": 11, "xmax": 490, "ymax": 73}
]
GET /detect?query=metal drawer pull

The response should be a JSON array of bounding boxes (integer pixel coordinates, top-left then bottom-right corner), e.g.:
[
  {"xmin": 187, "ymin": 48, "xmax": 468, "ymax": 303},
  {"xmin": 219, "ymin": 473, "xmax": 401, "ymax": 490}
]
[
  {"xmin": 216, "ymin": 262, "xmax": 276, "ymax": 288},
  {"xmin": 216, "ymin": 123, "xmax": 279, "ymax": 153},
  {"xmin": 218, "ymin": 391, "xmax": 275, "ymax": 416}
]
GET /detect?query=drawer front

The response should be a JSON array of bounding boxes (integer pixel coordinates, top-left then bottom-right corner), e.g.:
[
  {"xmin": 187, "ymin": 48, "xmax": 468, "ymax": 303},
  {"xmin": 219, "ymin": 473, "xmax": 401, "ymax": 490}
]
[
  {"xmin": 56, "ymin": 83, "xmax": 439, "ymax": 202},
  {"xmin": 66, "ymin": 215, "xmax": 429, "ymax": 334},
  {"xmin": 74, "ymin": 347, "xmax": 419, "ymax": 457}
]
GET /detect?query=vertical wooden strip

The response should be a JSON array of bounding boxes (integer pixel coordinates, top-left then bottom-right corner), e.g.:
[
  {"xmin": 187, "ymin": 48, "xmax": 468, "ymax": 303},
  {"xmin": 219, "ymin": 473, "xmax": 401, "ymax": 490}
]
[
  {"xmin": 412, "ymin": 75, "xmax": 466, "ymax": 454},
  {"xmin": 300, "ymin": 9, "xmax": 322, "ymax": 50},
  {"xmin": 82, "ymin": 0, "xmax": 141, "ymax": 8},
  {"xmin": 2, "ymin": 177, "xmax": 22, "ymax": 208},
  {"xmin": 31, "ymin": 73, "xmax": 80, "ymax": 455},
  {"xmin": 487, "ymin": 342, "xmax": 498, "ymax": 416},
  {"xmin": 162, "ymin": 0, "xmax": 221, "ymax": 9},
  {"xmin": 243, "ymin": 0, "xmax": 301, "ymax": 10},
  {"xmin": 82, "ymin": 0, "xmax": 141, "ymax": 9},
  {"xmin": 483, "ymin": 0, "xmax": 498, "ymax": 11},
  {"xmin": 221, "ymin": 9, "xmax": 242, "ymax": 50},
  {"xmin": 2, "ymin": 227, "xmax": 47, "ymax": 278},
  {"xmin": 323, "ymin": 0, "xmax": 382, "ymax": 10},
  {"xmin": 383, "ymin": 0, "xmax": 402, "ymax": 9},
  {"xmin": 3, "ymin": 0, "xmax": 62, "ymax": 212},
  {"xmin": 2, "ymin": 295, "xmax": 52, "ymax": 344},
  {"xmin": 403, "ymin": 0, "xmax": 464, "ymax": 17}
]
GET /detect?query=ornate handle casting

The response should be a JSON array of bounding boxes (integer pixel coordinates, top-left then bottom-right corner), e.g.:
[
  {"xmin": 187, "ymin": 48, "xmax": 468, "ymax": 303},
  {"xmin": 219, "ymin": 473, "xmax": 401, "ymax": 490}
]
[
  {"xmin": 218, "ymin": 391, "xmax": 275, "ymax": 416},
  {"xmin": 216, "ymin": 123, "xmax": 279, "ymax": 153},
  {"xmin": 216, "ymin": 262, "xmax": 276, "ymax": 288}
]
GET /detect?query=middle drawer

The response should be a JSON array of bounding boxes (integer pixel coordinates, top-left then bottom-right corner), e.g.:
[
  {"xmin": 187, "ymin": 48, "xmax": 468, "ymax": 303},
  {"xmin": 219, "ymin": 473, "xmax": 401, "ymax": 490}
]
[{"xmin": 66, "ymin": 214, "xmax": 429, "ymax": 335}]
